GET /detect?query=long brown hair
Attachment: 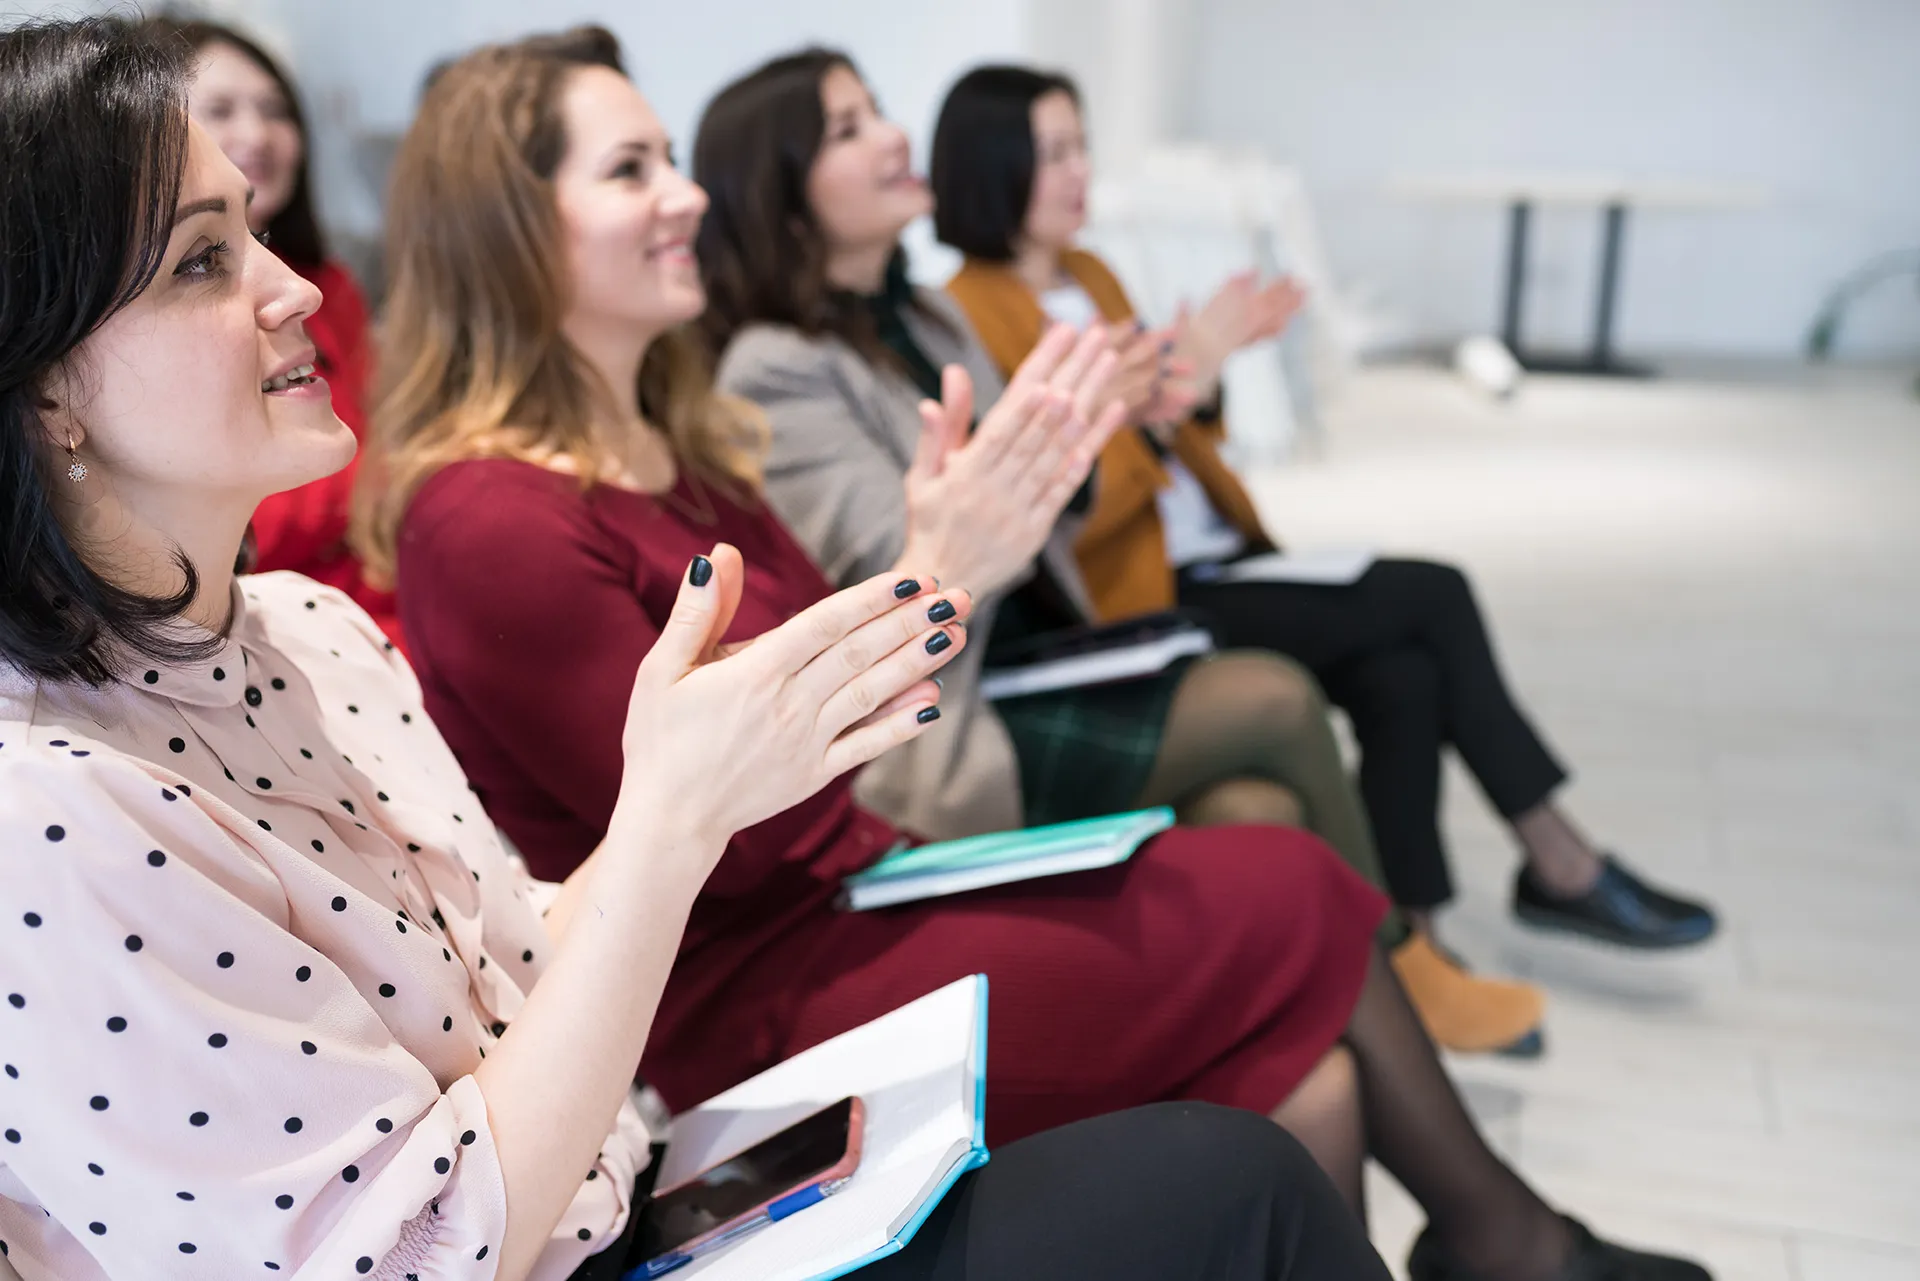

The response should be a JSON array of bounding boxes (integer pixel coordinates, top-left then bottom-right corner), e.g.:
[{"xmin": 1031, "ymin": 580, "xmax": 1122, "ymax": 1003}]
[
  {"xmin": 353, "ymin": 25, "xmax": 765, "ymax": 584},
  {"xmin": 693, "ymin": 47, "xmax": 937, "ymax": 366}
]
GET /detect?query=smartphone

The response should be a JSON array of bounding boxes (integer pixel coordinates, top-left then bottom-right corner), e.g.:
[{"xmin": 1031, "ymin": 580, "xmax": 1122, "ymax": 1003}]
[{"xmin": 636, "ymin": 1096, "xmax": 865, "ymax": 1261}]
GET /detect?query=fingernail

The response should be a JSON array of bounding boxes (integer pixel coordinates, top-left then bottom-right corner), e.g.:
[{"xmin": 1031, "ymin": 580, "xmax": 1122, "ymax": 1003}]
[
  {"xmin": 925, "ymin": 631, "xmax": 953, "ymax": 655},
  {"xmin": 926, "ymin": 599, "xmax": 957, "ymax": 624},
  {"xmin": 1161, "ymin": 340, "xmax": 1174, "ymax": 354},
  {"xmin": 688, "ymin": 556, "xmax": 713, "ymax": 587},
  {"xmin": 893, "ymin": 579, "xmax": 921, "ymax": 599},
  {"xmin": 916, "ymin": 707, "xmax": 942, "ymax": 724},
  {"xmin": 933, "ymin": 676, "xmax": 944, "ymax": 690}
]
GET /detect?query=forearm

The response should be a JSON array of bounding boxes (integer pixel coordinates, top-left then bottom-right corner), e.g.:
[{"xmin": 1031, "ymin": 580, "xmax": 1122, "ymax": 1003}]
[
  {"xmin": 538, "ymin": 843, "xmax": 606, "ymax": 945},
  {"xmin": 474, "ymin": 813, "xmax": 716, "ymax": 1281}
]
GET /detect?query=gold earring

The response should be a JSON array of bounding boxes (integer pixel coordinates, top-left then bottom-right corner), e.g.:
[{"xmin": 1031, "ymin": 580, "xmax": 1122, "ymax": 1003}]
[{"xmin": 65, "ymin": 433, "xmax": 86, "ymax": 483}]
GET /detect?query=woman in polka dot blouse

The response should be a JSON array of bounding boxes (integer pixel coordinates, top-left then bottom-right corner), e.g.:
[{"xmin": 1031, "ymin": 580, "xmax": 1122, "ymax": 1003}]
[{"xmin": 0, "ymin": 17, "xmax": 1424, "ymax": 1281}]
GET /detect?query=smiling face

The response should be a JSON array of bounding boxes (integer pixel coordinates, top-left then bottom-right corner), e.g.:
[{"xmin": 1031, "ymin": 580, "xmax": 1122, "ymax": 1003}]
[
  {"xmin": 552, "ymin": 65, "xmax": 710, "ymax": 349},
  {"xmin": 185, "ymin": 40, "xmax": 303, "ymax": 233},
  {"xmin": 805, "ymin": 63, "xmax": 931, "ymax": 259},
  {"xmin": 55, "ymin": 121, "xmax": 354, "ymax": 511},
  {"xmin": 1021, "ymin": 88, "xmax": 1089, "ymax": 253}
]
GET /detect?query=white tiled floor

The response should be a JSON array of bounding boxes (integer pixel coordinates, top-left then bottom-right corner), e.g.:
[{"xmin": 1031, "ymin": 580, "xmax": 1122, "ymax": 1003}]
[{"xmin": 1240, "ymin": 363, "xmax": 1920, "ymax": 1279}]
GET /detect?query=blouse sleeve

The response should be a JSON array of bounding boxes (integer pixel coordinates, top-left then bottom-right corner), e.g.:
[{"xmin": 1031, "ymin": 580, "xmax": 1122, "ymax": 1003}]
[{"xmin": 0, "ymin": 749, "xmax": 508, "ymax": 1279}]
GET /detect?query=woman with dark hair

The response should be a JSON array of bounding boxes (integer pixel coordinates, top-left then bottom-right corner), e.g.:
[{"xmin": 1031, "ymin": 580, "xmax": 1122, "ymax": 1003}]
[
  {"xmin": 692, "ymin": 50, "xmax": 1546, "ymax": 1054},
  {"xmin": 931, "ymin": 65, "xmax": 1719, "ymax": 981},
  {"xmin": 686, "ymin": 48, "xmax": 1712, "ymax": 1281},
  {"xmin": 150, "ymin": 17, "xmax": 401, "ymax": 646},
  {"xmin": 0, "ymin": 17, "xmax": 1397, "ymax": 1281}
]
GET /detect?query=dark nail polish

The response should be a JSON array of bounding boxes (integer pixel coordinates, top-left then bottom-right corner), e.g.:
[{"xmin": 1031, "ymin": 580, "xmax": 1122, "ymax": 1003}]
[
  {"xmin": 916, "ymin": 707, "xmax": 942, "ymax": 724},
  {"xmin": 933, "ymin": 676, "xmax": 944, "ymax": 690},
  {"xmin": 688, "ymin": 556, "xmax": 713, "ymax": 587},
  {"xmin": 925, "ymin": 631, "xmax": 953, "ymax": 655},
  {"xmin": 893, "ymin": 579, "xmax": 921, "ymax": 599},
  {"xmin": 926, "ymin": 599, "xmax": 957, "ymax": 624}
]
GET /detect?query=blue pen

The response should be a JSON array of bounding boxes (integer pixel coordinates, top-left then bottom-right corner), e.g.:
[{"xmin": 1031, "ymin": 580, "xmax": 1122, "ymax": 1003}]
[{"xmin": 628, "ymin": 1178, "xmax": 850, "ymax": 1280}]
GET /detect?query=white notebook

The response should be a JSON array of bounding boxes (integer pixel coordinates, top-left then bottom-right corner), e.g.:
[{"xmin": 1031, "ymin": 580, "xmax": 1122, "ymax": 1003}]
[
  {"xmin": 979, "ymin": 628, "xmax": 1214, "ymax": 701},
  {"xmin": 655, "ymin": 976, "xmax": 989, "ymax": 1281},
  {"xmin": 1192, "ymin": 547, "xmax": 1377, "ymax": 587}
]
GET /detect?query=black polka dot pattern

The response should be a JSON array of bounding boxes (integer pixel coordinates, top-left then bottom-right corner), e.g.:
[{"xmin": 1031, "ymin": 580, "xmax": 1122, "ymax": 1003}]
[{"xmin": 0, "ymin": 580, "xmax": 616, "ymax": 1268}]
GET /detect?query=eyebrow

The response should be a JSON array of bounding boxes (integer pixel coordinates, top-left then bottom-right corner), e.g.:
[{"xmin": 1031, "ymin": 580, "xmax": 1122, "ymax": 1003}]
[
  {"xmin": 172, "ymin": 196, "xmax": 227, "ymax": 226},
  {"xmin": 172, "ymin": 190, "xmax": 254, "ymax": 228}
]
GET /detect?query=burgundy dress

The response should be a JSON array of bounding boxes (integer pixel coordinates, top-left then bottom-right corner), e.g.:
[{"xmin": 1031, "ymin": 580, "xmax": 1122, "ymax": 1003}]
[{"xmin": 398, "ymin": 459, "xmax": 1386, "ymax": 1143}]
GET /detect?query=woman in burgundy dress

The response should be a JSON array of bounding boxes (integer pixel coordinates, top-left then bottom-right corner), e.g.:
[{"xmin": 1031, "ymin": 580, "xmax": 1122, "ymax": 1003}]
[
  {"xmin": 357, "ymin": 27, "xmax": 1708, "ymax": 1281},
  {"xmin": 166, "ymin": 17, "xmax": 404, "ymax": 648}
]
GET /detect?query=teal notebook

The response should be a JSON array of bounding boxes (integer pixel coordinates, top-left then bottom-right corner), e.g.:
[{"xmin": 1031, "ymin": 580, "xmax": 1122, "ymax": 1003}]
[
  {"xmin": 652, "ymin": 975, "xmax": 989, "ymax": 1281},
  {"xmin": 839, "ymin": 807, "xmax": 1177, "ymax": 911}
]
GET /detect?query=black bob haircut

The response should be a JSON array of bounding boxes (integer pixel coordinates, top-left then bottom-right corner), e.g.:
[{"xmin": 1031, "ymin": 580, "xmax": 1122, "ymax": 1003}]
[
  {"xmin": 930, "ymin": 64, "xmax": 1080, "ymax": 262},
  {"xmin": 0, "ymin": 15, "xmax": 226, "ymax": 684}
]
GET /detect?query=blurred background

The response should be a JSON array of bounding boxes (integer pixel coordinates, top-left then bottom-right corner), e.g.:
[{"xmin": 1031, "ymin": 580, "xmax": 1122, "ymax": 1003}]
[{"xmin": 8, "ymin": 1, "xmax": 1916, "ymax": 1278}]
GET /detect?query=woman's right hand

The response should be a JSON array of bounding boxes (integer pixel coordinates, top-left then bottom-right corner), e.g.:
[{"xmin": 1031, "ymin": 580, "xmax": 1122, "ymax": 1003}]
[
  {"xmin": 898, "ymin": 323, "xmax": 1127, "ymax": 595},
  {"xmin": 611, "ymin": 545, "xmax": 971, "ymax": 869}
]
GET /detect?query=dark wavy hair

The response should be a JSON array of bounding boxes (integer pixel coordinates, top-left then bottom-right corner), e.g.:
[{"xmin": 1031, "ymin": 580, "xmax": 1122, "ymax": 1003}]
[
  {"xmin": 0, "ymin": 15, "xmax": 225, "ymax": 684},
  {"xmin": 693, "ymin": 46, "xmax": 940, "ymax": 365},
  {"xmin": 931, "ymin": 64, "xmax": 1080, "ymax": 263},
  {"xmin": 144, "ymin": 16, "xmax": 327, "ymax": 268}
]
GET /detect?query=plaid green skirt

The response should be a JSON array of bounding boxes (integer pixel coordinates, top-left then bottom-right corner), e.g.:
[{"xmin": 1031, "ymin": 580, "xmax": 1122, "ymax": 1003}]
[{"xmin": 995, "ymin": 658, "xmax": 1196, "ymax": 828}]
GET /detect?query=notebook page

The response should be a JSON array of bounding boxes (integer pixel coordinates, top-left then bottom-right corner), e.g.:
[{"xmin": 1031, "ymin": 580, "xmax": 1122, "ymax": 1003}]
[
  {"xmin": 659, "ymin": 977, "xmax": 983, "ymax": 1281},
  {"xmin": 1210, "ymin": 547, "xmax": 1375, "ymax": 586}
]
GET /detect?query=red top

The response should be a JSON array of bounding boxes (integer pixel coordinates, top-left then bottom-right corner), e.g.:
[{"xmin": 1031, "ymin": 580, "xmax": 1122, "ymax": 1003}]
[
  {"xmin": 396, "ymin": 459, "xmax": 898, "ymax": 956},
  {"xmin": 249, "ymin": 258, "xmax": 403, "ymax": 648}
]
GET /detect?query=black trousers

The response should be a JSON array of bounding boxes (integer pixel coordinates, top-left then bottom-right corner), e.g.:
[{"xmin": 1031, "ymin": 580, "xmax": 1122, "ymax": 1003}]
[
  {"xmin": 576, "ymin": 1103, "xmax": 1386, "ymax": 1281},
  {"xmin": 1181, "ymin": 558, "xmax": 1567, "ymax": 909}
]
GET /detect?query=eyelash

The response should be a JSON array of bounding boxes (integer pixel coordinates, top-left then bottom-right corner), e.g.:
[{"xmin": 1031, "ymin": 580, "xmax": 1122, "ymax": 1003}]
[
  {"xmin": 173, "ymin": 230, "xmax": 270, "ymax": 280},
  {"xmin": 175, "ymin": 240, "xmax": 231, "ymax": 279}
]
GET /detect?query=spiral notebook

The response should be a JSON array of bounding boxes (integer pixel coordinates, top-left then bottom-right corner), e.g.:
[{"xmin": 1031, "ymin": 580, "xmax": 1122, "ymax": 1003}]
[{"xmin": 654, "ymin": 975, "xmax": 990, "ymax": 1281}]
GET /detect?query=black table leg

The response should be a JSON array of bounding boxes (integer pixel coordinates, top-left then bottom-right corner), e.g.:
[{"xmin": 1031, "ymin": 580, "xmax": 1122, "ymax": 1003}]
[
  {"xmin": 1497, "ymin": 197, "xmax": 1653, "ymax": 377},
  {"xmin": 1501, "ymin": 199, "xmax": 1531, "ymax": 355}
]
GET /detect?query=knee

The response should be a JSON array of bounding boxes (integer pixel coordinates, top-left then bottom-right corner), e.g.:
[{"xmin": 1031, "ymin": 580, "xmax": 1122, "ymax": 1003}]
[
  {"xmin": 1122, "ymin": 1101, "xmax": 1318, "ymax": 1184},
  {"xmin": 1183, "ymin": 777, "xmax": 1305, "ymax": 828},
  {"xmin": 1210, "ymin": 652, "xmax": 1330, "ymax": 735}
]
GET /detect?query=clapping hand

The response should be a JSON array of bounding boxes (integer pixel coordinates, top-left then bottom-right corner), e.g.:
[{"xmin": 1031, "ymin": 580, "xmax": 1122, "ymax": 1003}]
[
  {"xmin": 897, "ymin": 323, "xmax": 1128, "ymax": 595},
  {"xmin": 1172, "ymin": 272, "xmax": 1308, "ymax": 401}
]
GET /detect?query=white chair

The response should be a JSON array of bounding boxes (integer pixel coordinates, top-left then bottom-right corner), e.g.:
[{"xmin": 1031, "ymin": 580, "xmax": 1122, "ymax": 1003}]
[{"xmin": 1082, "ymin": 145, "xmax": 1405, "ymax": 463}]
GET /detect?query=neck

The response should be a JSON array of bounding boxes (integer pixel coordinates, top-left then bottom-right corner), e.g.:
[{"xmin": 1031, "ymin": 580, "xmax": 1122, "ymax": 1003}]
[
  {"xmin": 566, "ymin": 320, "xmax": 679, "ymax": 489},
  {"xmin": 565, "ymin": 316, "xmax": 657, "ymax": 425},
  {"xmin": 824, "ymin": 241, "xmax": 895, "ymax": 295},
  {"xmin": 1011, "ymin": 239, "xmax": 1064, "ymax": 295},
  {"xmin": 64, "ymin": 484, "xmax": 249, "ymax": 636}
]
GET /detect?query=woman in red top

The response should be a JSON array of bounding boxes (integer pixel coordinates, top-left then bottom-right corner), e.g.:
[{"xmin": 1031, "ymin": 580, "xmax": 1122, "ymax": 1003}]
[
  {"xmin": 168, "ymin": 18, "xmax": 403, "ymax": 646},
  {"xmin": 360, "ymin": 29, "xmax": 1708, "ymax": 1281}
]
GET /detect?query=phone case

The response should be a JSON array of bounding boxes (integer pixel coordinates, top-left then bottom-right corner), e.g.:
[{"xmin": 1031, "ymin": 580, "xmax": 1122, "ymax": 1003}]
[{"xmin": 648, "ymin": 1098, "xmax": 867, "ymax": 1259}]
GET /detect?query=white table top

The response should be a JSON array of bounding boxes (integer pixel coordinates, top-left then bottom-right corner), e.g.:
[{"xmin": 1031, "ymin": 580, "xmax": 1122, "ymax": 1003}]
[{"xmin": 1387, "ymin": 172, "xmax": 1770, "ymax": 210}]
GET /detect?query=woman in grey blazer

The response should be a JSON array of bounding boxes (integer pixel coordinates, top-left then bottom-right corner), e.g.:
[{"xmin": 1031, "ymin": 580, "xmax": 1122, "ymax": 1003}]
[{"xmin": 692, "ymin": 53, "xmax": 1387, "ymax": 887}]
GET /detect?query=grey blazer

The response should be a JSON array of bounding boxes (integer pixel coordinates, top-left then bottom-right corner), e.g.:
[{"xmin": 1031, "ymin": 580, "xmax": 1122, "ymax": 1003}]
[{"xmin": 717, "ymin": 287, "xmax": 1097, "ymax": 841}]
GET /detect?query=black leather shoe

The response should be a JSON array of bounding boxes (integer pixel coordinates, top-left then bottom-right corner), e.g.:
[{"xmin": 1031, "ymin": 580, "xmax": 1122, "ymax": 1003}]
[
  {"xmin": 1513, "ymin": 855, "xmax": 1718, "ymax": 950},
  {"xmin": 1409, "ymin": 1217, "xmax": 1713, "ymax": 1281}
]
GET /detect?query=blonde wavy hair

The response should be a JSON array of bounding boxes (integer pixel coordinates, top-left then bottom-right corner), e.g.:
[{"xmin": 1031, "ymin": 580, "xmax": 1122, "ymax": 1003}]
[{"xmin": 352, "ymin": 25, "xmax": 766, "ymax": 584}]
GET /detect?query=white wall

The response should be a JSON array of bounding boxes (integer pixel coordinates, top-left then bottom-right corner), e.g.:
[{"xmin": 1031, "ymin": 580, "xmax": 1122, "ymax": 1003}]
[{"xmin": 1183, "ymin": 0, "xmax": 1920, "ymax": 360}]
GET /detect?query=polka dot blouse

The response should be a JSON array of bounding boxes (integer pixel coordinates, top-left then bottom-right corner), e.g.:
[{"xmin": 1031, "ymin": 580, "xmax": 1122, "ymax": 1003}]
[{"xmin": 0, "ymin": 573, "xmax": 651, "ymax": 1280}]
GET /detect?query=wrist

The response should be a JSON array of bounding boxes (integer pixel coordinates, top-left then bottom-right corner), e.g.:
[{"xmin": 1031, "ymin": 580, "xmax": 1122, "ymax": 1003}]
[{"xmin": 607, "ymin": 790, "xmax": 728, "ymax": 875}]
